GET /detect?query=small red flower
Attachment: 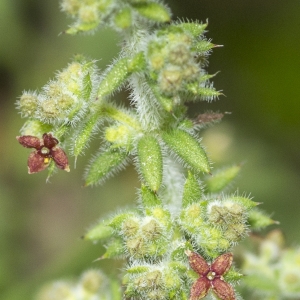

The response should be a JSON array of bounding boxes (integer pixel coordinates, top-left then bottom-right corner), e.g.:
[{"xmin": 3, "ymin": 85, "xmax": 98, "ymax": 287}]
[
  {"xmin": 186, "ymin": 250, "xmax": 235, "ymax": 300},
  {"xmin": 17, "ymin": 133, "xmax": 70, "ymax": 174}
]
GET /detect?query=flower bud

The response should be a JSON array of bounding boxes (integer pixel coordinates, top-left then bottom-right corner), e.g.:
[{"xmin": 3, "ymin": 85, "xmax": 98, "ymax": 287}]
[
  {"xmin": 17, "ymin": 91, "xmax": 38, "ymax": 117},
  {"xmin": 105, "ymin": 124, "xmax": 133, "ymax": 148},
  {"xmin": 114, "ymin": 8, "xmax": 132, "ymax": 29},
  {"xmin": 122, "ymin": 217, "xmax": 140, "ymax": 237},
  {"xmin": 80, "ymin": 270, "xmax": 105, "ymax": 294},
  {"xmin": 126, "ymin": 236, "xmax": 146, "ymax": 256},
  {"xmin": 159, "ymin": 66, "xmax": 183, "ymax": 94},
  {"xmin": 20, "ymin": 120, "xmax": 52, "ymax": 137},
  {"xmin": 169, "ymin": 44, "xmax": 190, "ymax": 65},
  {"xmin": 78, "ymin": 5, "xmax": 100, "ymax": 25},
  {"xmin": 141, "ymin": 219, "xmax": 161, "ymax": 240}
]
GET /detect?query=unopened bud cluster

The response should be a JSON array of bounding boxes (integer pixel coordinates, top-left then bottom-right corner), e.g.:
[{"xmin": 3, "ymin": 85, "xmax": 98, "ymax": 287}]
[
  {"xmin": 35, "ymin": 269, "xmax": 116, "ymax": 300},
  {"xmin": 145, "ymin": 22, "xmax": 217, "ymax": 102},
  {"xmin": 242, "ymin": 230, "xmax": 300, "ymax": 299},
  {"xmin": 17, "ymin": 56, "xmax": 98, "ymax": 132},
  {"xmin": 61, "ymin": 0, "xmax": 171, "ymax": 34}
]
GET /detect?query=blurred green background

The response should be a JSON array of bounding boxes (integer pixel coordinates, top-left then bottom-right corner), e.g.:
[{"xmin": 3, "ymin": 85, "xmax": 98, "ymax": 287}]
[{"xmin": 0, "ymin": 0, "xmax": 299, "ymax": 299}]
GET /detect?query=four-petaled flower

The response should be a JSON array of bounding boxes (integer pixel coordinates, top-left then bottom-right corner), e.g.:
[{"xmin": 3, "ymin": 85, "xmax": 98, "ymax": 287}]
[
  {"xmin": 186, "ymin": 250, "xmax": 235, "ymax": 300},
  {"xmin": 17, "ymin": 133, "xmax": 70, "ymax": 174}
]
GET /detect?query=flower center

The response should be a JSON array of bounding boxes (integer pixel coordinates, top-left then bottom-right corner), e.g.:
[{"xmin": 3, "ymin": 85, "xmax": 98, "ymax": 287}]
[
  {"xmin": 206, "ymin": 271, "xmax": 216, "ymax": 281},
  {"xmin": 40, "ymin": 147, "xmax": 50, "ymax": 155}
]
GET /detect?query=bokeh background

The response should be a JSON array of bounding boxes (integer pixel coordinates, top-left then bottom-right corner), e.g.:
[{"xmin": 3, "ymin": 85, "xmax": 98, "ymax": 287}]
[{"xmin": 0, "ymin": 0, "xmax": 299, "ymax": 299}]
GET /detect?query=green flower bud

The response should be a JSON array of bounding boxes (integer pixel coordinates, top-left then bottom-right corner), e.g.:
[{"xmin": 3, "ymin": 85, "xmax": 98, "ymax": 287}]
[
  {"xmin": 122, "ymin": 217, "xmax": 140, "ymax": 237},
  {"xmin": 36, "ymin": 282, "xmax": 74, "ymax": 300},
  {"xmin": 224, "ymin": 223, "xmax": 247, "ymax": 242},
  {"xmin": 105, "ymin": 124, "xmax": 133, "ymax": 149},
  {"xmin": 17, "ymin": 91, "xmax": 39, "ymax": 117},
  {"xmin": 149, "ymin": 207, "xmax": 171, "ymax": 230},
  {"xmin": 60, "ymin": 0, "xmax": 81, "ymax": 15},
  {"xmin": 159, "ymin": 66, "xmax": 183, "ymax": 94},
  {"xmin": 180, "ymin": 203, "xmax": 205, "ymax": 235},
  {"xmin": 57, "ymin": 94, "xmax": 75, "ymax": 110},
  {"xmin": 169, "ymin": 44, "xmax": 190, "ymax": 65},
  {"xmin": 126, "ymin": 236, "xmax": 146, "ymax": 256},
  {"xmin": 114, "ymin": 8, "xmax": 132, "ymax": 29},
  {"xmin": 81, "ymin": 270, "xmax": 105, "ymax": 294},
  {"xmin": 20, "ymin": 119, "xmax": 52, "ymax": 137},
  {"xmin": 78, "ymin": 5, "xmax": 100, "ymax": 25},
  {"xmin": 39, "ymin": 98, "xmax": 60, "ymax": 120},
  {"xmin": 141, "ymin": 219, "xmax": 161, "ymax": 240},
  {"xmin": 164, "ymin": 269, "xmax": 181, "ymax": 291},
  {"xmin": 149, "ymin": 53, "xmax": 165, "ymax": 71}
]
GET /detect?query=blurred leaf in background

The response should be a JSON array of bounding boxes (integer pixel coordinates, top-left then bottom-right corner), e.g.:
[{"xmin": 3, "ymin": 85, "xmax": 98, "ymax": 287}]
[{"xmin": 0, "ymin": 0, "xmax": 299, "ymax": 299}]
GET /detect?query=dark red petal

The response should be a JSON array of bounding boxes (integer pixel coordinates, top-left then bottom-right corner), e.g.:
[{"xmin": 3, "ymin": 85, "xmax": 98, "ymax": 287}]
[
  {"xmin": 186, "ymin": 250, "xmax": 210, "ymax": 275},
  {"xmin": 212, "ymin": 278, "xmax": 235, "ymax": 300},
  {"xmin": 43, "ymin": 133, "xmax": 59, "ymax": 149},
  {"xmin": 51, "ymin": 147, "xmax": 70, "ymax": 172},
  {"xmin": 211, "ymin": 253, "xmax": 233, "ymax": 275},
  {"xmin": 17, "ymin": 135, "xmax": 41, "ymax": 149},
  {"xmin": 28, "ymin": 151, "xmax": 49, "ymax": 174},
  {"xmin": 190, "ymin": 277, "xmax": 210, "ymax": 300}
]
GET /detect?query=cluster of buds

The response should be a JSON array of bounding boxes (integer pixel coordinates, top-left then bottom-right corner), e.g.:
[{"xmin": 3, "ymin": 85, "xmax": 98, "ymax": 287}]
[
  {"xmin": 85, "ymin": 186, "xmax": 173, "ymax": 260},
  {"xmin": 35, "ymin": 269, "xmax": 116, "ymax": 300},
  {"xmin": 60, "ymin": 0, "xmax": 171, "ymax": 34},
  {"xmin": 242, "ymin": 230, "xmax": 300, "ymax": 299},
  {"xmin": 124, "ymin": 261, "xmax": 187, "ymax": 299},
  {"xmin": 178, "ymin": 170, "xmax": 263, "ymax": 257},
  {"xmin": 17, "ymin": 56, "xmax": 98, "ymax": 127},
  {"xmin": 145, "ymin": 22, "xmax": 219, "ymax": 105}
]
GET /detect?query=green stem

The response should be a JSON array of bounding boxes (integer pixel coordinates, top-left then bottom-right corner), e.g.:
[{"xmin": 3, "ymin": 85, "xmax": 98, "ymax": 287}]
[{"xmin": 101, "ymin": 103, "xmax": 141, "ymax": 131}]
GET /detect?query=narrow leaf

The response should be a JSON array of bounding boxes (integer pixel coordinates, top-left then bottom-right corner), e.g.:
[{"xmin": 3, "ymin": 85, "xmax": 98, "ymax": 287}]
[
  {"xmin": 72, "ymin": 112, "xmax": 99, "ymax": 157},
  {"xmin": 205, "ymin": 165, "xmax": 241, "ymax": 193},
  {"xmin": 186, "ymin": 82, "xmax": 221, "ymax": 101},
  {"xmin": 137, "ymin": 135, "xmax": 163, "ymax": 191},
  {"xmin": 140, "ymin": 184, "xmax": 162, "ymax": 208},
  {"xmin": 163, "ymin": 129, "xmax": 210, "ymax": 174},
  {"xmin": 85, "ymin": 149, "xmax": 128, "ymax": 186},
  {"xmin": 98, "ymin": 57, "xmax": 130, "ymax": 98},
  {"xmin": 84, "ymin": 221, "xmax": 114, "ymax": 241},
  {"xmin": 248, "ymin": 209, "xmax": 279, "ymax": 230},
  {"xmin": 132, "ymin": 2, "xmax": 171, "ymax": 23},
  {"xmin": 102, "ymin": 238, "xmax": 124, "ymax": 259},
  {"xmin": 177, "ymin": 22, "xmax": 207, "ymax": 37},
  {"xmin": 182, "ymin": 171, "xmax": 202, "ymax": 207}
]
